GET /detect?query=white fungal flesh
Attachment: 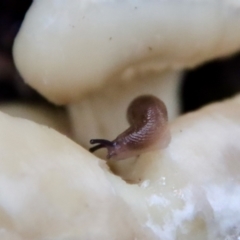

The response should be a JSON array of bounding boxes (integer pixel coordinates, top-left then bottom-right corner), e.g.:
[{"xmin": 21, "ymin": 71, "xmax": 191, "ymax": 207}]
[
  {"xmin": 10, "ymin": 0, "xmax": 240, "ymax": 239},
  {"xmin": 0, "ymin": 96, "xmax": 239, "ymax": 239},
  {"xmin": 13, "ymin": 0, "xmax": 240, "ymax": 150},
  {"xmin": 14, "ymin": 0, "xmax": 240, "ymax": 104}
]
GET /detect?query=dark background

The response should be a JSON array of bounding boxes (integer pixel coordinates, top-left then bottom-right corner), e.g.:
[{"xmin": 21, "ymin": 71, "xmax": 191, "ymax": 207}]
[{"xmin": 1, "ymin": 0, "xmax": 240, "ymax": 112}]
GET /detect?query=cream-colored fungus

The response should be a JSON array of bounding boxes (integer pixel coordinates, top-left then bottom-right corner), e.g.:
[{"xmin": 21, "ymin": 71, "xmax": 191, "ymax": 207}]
[
  {"xmin": 0, "ymin": 96, "xmax": 239, "ymax": 239},
  {"xmin": 9, "ymin": 0, "xmax": 240, "ymax": 239},
  {"xmin": 13, "ymin": 0, "xmax": 240, "ymax": 147},
  {"xmin": 0, "ymin": 103, "xmax": 70, "ymax": 136},
  {"xmin": 14, "ymin": 0, "xmax": 240, "ymax": 104}
]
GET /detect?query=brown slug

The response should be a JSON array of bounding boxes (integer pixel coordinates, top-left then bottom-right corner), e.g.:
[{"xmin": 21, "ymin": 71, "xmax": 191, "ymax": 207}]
[{"xmin": 89, "ymin": 95, "xmax": 170, "ymax": 160}]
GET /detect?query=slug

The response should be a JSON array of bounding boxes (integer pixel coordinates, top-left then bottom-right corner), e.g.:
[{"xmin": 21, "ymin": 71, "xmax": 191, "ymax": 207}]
[{"xmin": 89, "ymin": 95, "xmax": 171, "ymax": 160}]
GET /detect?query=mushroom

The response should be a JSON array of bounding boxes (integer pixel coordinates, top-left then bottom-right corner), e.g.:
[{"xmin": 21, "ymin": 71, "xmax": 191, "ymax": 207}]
[
  {"xmin": 13, "ymin": 0, "xmax": 240, "ymax": 149},
  {"xmin": 6, "ymin": 0, "xmax": 240, "ymax": 239},
  {"xmin": 0, "ymin": 94, "xmax": 239, "ymax": 239}
]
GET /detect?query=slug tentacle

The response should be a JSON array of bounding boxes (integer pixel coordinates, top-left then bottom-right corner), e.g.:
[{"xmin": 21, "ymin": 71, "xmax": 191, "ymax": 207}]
[
  {"xmin": 89, "ymin": 95, "xmax": 170, "ymax": 160},
  {"xmin": 89, "ymin": 139, "xmax": 114, "ymax": 155},
  {"xmin": 90, "ymin": 139, "xmax": 113, "ymax": 147}
]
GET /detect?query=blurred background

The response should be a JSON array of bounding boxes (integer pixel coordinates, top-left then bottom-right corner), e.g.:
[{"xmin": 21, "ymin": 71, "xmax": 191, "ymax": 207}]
[{"xmin": 1, "ymin": 0, "xmax": 240, "ymax": 113}]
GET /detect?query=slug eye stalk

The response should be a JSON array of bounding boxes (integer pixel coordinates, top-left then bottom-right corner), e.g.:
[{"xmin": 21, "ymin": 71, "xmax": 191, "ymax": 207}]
[{"xmin": 89, "ymin": 139, "xmax": 114, "ymax": 152}]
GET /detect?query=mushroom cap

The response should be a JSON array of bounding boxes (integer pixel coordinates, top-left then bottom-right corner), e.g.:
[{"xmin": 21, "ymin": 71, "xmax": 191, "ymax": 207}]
[{"xmin": 13, "ymin": 0, "xmax": 240, "ymax": 104}]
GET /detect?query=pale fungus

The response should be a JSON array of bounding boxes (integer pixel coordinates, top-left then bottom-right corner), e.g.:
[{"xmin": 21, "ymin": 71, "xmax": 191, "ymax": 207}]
[{"xmin": 0, "ymin": 0, "xmax": 238, "ymax": 239}]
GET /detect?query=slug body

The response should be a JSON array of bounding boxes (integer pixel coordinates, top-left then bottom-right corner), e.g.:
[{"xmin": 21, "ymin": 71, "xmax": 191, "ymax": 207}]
[{"xmin": 89, "ymin": 95, "xmax": 170, "ymax": 160}]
